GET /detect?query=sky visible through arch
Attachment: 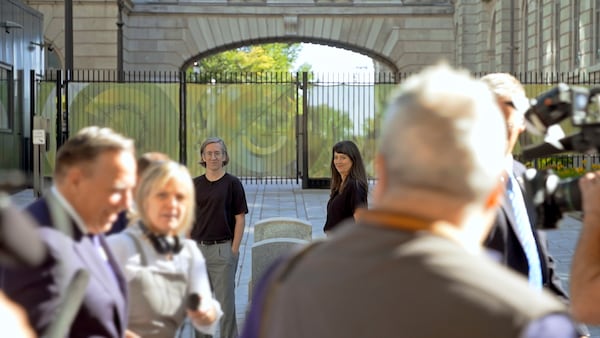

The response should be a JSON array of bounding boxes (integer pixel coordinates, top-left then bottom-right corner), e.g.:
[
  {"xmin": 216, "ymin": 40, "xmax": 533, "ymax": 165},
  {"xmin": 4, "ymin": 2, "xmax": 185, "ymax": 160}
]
[
  {"xmin": 293, "ymin": 43, "xmax": 377, "ymax": 137},
  {"xmin": 293, "ymin": 43, "xmax": 374, "ymax": 76}
]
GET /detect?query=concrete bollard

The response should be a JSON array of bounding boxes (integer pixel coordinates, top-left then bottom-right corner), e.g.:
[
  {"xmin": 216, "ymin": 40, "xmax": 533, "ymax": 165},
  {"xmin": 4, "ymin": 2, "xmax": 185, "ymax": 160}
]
[
  {"xmin": 249, "ymin": 217, "xmax": 313, "ymax": 301},
  {"xmin": 253, "ymin": 217, "xmax": 312, "ymax": 242}
]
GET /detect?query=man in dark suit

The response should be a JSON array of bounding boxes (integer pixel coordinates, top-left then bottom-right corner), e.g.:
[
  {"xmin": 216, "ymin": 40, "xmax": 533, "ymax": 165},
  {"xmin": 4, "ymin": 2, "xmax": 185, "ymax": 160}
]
[
  {"xmin": 1, "ymin": 126, "xmax": 137, "ymax": 337},
  {"xmin": 481, "ymin": 73, "xmax": 589, "ymax": 336}
]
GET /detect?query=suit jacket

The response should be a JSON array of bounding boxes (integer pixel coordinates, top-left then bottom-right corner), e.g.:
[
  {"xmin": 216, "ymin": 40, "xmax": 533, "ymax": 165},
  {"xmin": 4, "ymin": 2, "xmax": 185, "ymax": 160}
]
[
  {"xmin": 485, "ymin": 160, "xmax": 568, "ymax": 299},
  {"xmin": 2, "ymin": 197, "xmax": 129, "ymax": 337},
  {"xmin": 243, "ymin": 220, "xmax": 576, "ymax": 338}
]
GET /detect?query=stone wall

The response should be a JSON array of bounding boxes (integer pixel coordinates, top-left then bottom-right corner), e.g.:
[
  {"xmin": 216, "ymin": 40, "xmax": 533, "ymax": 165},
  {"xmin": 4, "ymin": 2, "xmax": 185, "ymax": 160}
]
[
  {"xmin": 23, "ymin": 0, "xmax": 600, "ymax": 74},
  {"xmin": 26, "ymin": 0, "xmax": 119, "ymax": 69},
  {"xmin": 25, "ymin": 0, "xmax": 455, "ymax": 72}
]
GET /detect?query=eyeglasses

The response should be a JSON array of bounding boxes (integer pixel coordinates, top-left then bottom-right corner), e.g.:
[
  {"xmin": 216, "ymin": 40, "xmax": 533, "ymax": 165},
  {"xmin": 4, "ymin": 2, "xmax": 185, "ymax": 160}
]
[
  {"xmin": 503, "ymin": 101, "xmax": 516, "ymax": 110},
  {"xmin": 204, "ymin": 151, "xmax": 223, "ymax": 158}
]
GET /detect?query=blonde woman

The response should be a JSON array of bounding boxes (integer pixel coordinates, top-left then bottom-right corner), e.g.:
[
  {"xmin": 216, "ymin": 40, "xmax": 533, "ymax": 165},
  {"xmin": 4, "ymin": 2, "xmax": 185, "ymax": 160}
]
[{"xmin": 107, "ymin": 160, "xmax": 222, "ymax": 338}]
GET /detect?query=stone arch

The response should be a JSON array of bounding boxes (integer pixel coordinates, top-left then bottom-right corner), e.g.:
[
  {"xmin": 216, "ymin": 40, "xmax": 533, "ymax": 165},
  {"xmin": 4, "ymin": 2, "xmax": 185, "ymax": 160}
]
[
  {"xmin": 44, "ymin": 37, "xmax": 63, "ymax": 70},
  {"xmin": 25, "ymin": 1, "xmax": 457, "ymax": 72},
  {"xmin": 180, "ymin": 37, "xmax": 399, "ymax": 73},
  {"xmin": 122, "ymin": 11, "xmax": 455, "ymax": 73}
]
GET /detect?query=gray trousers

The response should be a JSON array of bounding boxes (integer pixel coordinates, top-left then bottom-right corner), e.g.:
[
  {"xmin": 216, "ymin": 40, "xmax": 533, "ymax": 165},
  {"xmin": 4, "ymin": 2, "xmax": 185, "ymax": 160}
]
[{"xmin": 197, "ymin": 242, "xmax": 239, "ymax": 338}]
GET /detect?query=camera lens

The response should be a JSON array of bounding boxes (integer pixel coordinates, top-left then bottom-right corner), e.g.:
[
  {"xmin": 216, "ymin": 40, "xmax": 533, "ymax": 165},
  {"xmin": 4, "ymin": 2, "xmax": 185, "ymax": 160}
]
[
  {"xmin": 552, "ymin": 177, "xmax": 581, "ymax": 212},
  {"xmin": 574, "ymin": 92, "xmax": 588, "ymax": 110}
]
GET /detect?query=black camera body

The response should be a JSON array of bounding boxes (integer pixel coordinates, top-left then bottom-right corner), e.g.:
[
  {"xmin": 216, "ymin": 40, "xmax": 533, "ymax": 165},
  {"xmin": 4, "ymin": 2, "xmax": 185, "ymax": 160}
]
[
  {"xmin": 521, "ymin": 83, "xmax": 600, "ymax": 229},
  {"xmin": 525, "ymin": 83, "xmax": 590, "ymax": 132}
]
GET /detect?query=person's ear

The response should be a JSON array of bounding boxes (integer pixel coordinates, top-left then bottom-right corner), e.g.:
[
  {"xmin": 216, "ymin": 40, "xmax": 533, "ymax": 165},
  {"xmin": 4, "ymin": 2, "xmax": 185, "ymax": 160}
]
[
  {"xmin": 59, "ymin": 166, "xmax": 85, "ymax": 198},
  {"xmin": 66, "ymin": 166, "xmax": 84, "ymax": 186}
]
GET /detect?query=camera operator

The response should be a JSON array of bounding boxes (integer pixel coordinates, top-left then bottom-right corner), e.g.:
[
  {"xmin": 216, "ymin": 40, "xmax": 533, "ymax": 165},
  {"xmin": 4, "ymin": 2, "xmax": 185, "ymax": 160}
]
[
  {"xmin": 570, "ymin": 172, "xmax": 600, "ymax": 324},
  {"xmin": 481, "ymin": 73, "xmax": 589, "ymax": 337}
]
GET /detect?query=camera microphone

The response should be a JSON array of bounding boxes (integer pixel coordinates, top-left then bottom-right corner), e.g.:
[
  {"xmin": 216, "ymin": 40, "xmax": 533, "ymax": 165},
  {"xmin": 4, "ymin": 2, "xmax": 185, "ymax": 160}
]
[
  {"xmin": 521, "ymin": 133, "xmax": 580, "ymax": 161},
  {"xmin": 187, "ymin": 293, "xmax": 201, "ymax": 311}
]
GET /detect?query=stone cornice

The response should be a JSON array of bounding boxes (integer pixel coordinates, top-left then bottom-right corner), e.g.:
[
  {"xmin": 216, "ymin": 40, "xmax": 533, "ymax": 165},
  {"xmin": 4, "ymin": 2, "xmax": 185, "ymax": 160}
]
[{"xmin": 132, "ymin": 3, "xmax": 454, "ymax": 15}]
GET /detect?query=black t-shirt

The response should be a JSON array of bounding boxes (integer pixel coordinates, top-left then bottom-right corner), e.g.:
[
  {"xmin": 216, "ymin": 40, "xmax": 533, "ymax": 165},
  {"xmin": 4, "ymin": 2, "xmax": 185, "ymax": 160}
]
[
  {"xmin": 323, "ymin": 177, "xmax": 368, "ymax": 232},
  {"xmin": 191, "ymin": 173, "xmax": 248, "ymax": 241}
]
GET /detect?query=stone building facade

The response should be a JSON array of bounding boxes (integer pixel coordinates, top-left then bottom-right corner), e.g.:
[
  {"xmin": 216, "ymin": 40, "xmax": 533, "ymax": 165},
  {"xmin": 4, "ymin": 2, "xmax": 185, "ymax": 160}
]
[
  {"xmin": 19, "ymin": 0, "xmax": 599, "ymax": 74},
  {"xmin": 456, "ymin": 0, "xmax": 598, "ymax": 75}
]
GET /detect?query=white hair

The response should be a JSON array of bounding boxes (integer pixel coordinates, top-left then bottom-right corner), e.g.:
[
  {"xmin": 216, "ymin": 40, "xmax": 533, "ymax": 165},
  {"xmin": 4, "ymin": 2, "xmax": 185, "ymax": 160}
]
[{"xmin": 378, "ymin": 63, "xmax": 507, "ymax": 203}]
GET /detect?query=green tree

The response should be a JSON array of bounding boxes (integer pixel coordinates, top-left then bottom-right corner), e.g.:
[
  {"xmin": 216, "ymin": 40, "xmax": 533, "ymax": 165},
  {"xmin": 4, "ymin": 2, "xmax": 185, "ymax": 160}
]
[
  {"xmin": 307, "ymin": 103, "xmax": 356, "ymax": 178},
  {"xmin": 296, "ymin": 62, "xmax": 313, "ymax": 73},
  {"xmin": 193, "ymin": 43, "xmax": 301, "ymax": 80}
]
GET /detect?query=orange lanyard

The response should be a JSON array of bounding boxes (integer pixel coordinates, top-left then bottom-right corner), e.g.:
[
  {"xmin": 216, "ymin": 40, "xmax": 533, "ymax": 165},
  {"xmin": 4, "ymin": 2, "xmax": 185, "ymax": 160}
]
[{"xmin": 357, "ymin": 209, "xmax": 436, "ymax": 232}]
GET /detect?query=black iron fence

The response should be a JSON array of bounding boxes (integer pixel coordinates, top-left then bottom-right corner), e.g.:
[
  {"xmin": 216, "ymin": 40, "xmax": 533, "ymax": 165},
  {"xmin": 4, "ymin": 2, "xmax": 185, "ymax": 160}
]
[{"xmin": 29, "ymin": 70, "xmax": 600, "ymax": 187}]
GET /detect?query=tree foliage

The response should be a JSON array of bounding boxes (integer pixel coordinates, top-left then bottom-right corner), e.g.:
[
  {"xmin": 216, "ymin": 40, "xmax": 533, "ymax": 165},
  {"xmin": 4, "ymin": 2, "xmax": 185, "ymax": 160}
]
[{"xmin": 197, "ymin": 43, "xmax": 301, "ymax": 74}]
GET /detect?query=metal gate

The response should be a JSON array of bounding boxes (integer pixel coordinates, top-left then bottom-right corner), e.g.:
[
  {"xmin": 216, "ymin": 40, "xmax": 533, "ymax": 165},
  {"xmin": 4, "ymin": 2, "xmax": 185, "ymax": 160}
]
[
  {"xmin": 27, "ymin": 69, "xmax": 600, "ymax": 188},
  {"xmin": 32, "ymin": 70, "xmax": 397, "ymax": 187}
]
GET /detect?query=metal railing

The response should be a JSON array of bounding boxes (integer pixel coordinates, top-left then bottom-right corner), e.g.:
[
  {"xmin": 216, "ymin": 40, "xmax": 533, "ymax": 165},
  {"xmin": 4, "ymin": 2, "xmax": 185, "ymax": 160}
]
[{"xmin": 28, "ymin": 70, "xmax": 600, "ymax": 187}]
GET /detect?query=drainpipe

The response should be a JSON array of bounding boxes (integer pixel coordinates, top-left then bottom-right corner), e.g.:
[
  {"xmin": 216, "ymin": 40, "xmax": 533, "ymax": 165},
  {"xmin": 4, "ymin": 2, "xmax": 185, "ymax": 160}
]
[
  {"xmin": 65, "ymin": 0, "xmax": 73, "ymax": 79},
  {"xmin": 510, "ymin": 0, "xmax": 515, "ymax": 73},
  {"xmin": 117, "ymin": 0, "xmax": 124, "ymax": 82}
]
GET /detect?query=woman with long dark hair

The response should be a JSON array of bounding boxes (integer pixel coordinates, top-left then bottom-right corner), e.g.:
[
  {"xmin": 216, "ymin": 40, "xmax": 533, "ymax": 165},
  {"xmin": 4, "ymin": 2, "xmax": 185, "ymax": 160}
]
[{"xmin": 323, "ymin": 140, "xmax": 369, "ymax": 233}]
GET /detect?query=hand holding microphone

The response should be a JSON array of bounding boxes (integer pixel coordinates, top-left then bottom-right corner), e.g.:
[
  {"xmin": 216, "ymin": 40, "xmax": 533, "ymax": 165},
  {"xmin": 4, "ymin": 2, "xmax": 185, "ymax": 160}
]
[
  {"xmin": 186, "ymin": 293, "xmax": 219, "ymax": 327},
  {"xmin": 187, "ymin": 293, "xmax": 201, "ymax": 310}
]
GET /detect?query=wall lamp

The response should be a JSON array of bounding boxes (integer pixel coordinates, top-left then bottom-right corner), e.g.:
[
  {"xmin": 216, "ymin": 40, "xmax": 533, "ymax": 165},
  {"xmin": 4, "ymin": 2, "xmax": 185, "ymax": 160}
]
[
  {"xmin": 1, "ymin": 21, "xmax": 24, "ymax": 34},
  {"xmin": 30, "ymin": 41, "xmax": 54, "ymax": 52}
]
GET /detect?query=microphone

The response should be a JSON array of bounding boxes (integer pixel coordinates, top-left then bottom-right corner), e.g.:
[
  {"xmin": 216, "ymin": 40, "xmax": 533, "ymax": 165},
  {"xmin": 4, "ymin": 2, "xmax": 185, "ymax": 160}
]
[
  {"xmin": 44, "ymin": 269, "xmax": 90, "ymax": 338},
  {"xmin": 520, "ymin": 134, "xmax": 578, "ymax": 161},
  {"xmin": 187, "ymin": 293, "xmax": 201, "ymax": 311},
  {"xmin": 521, "ymin": 142, "xmax": 568, "ymax": 161},
  {"xmin": 0, "ymin": 194, "xmax": 47, "ymax": 268}
]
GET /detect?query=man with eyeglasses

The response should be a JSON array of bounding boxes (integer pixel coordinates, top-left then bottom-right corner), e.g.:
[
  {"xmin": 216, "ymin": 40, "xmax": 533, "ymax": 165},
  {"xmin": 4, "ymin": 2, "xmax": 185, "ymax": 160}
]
[
  {"xmin": 191, "ymin": 137, "xmax": 248, "ymax": 338},
  {"xmin": 480, "ymin": 73, "xmax": 589, "ymax": 337}
]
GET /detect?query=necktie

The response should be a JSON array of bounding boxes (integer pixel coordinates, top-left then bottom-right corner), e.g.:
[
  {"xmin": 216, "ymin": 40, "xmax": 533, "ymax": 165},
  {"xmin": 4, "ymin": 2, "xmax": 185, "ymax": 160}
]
[
  {"xmin": 507, "ymin": 174, "xmax": 543, "ymax": 290},
  {"xmin": 90, "ymin": 235, "xmax": 121, "ymax": 288}
]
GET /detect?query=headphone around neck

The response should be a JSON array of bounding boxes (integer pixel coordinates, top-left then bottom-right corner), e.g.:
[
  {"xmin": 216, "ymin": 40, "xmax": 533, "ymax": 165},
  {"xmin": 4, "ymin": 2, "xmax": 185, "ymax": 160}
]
[{"xmin": 138, "ymin": 222, "xmax": 183, "ymax": 255}]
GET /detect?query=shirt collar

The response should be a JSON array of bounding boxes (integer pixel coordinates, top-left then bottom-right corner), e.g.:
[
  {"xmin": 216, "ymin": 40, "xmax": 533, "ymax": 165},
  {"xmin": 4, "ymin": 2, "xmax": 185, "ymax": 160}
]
[
  {"xmin": 505, "ymin": 155, "xmax": 514, "ymax": 174},
  {"xmin": 50, "ymin": 186, "xmax": 90, "ymax": 235}
]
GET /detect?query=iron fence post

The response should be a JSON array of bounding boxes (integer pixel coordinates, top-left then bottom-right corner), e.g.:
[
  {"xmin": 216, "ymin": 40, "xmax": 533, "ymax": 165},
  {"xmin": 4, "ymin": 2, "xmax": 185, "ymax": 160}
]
[{"xmin": 179, "ymin": 71, "xmax": 187, "ymax": 165}]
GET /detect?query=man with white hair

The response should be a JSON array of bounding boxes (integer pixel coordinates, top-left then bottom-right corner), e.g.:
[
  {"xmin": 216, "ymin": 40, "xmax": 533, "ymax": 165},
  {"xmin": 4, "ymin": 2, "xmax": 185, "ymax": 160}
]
[
  {"xmin": 481, "ymin": 73, "xmax": 589, "ymax": 337},
  {"xmin": 240, "ymin": 64, "xmax": 577, "ymax": 338},
  {"xmin": 480, "ymin": 74, "xmax": 570, "ymax": 297}
]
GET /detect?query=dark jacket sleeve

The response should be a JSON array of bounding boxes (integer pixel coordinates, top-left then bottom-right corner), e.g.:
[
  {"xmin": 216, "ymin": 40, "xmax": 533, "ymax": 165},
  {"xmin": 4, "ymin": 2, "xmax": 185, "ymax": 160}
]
[{"xmin": 514, "ymin": 161, "xmax": 589, "ymax": 336}]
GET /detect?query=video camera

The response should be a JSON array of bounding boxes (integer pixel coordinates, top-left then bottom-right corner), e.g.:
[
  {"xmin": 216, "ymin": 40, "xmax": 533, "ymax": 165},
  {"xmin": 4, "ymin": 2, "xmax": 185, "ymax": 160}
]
[{"xmin": 520, "ymin": 83, "xmax": 600, "ymax": 229}]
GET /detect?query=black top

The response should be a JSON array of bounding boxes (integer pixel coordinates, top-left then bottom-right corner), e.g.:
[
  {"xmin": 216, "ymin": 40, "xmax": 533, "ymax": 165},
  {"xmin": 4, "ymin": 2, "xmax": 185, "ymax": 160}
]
[
  {"xmin": 191, "ymin": 173, "xmax": 248, "ymax": 241},
  {"xmin": 323, "ymin": 177, "xmax": 368, "ymax": 232}
]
